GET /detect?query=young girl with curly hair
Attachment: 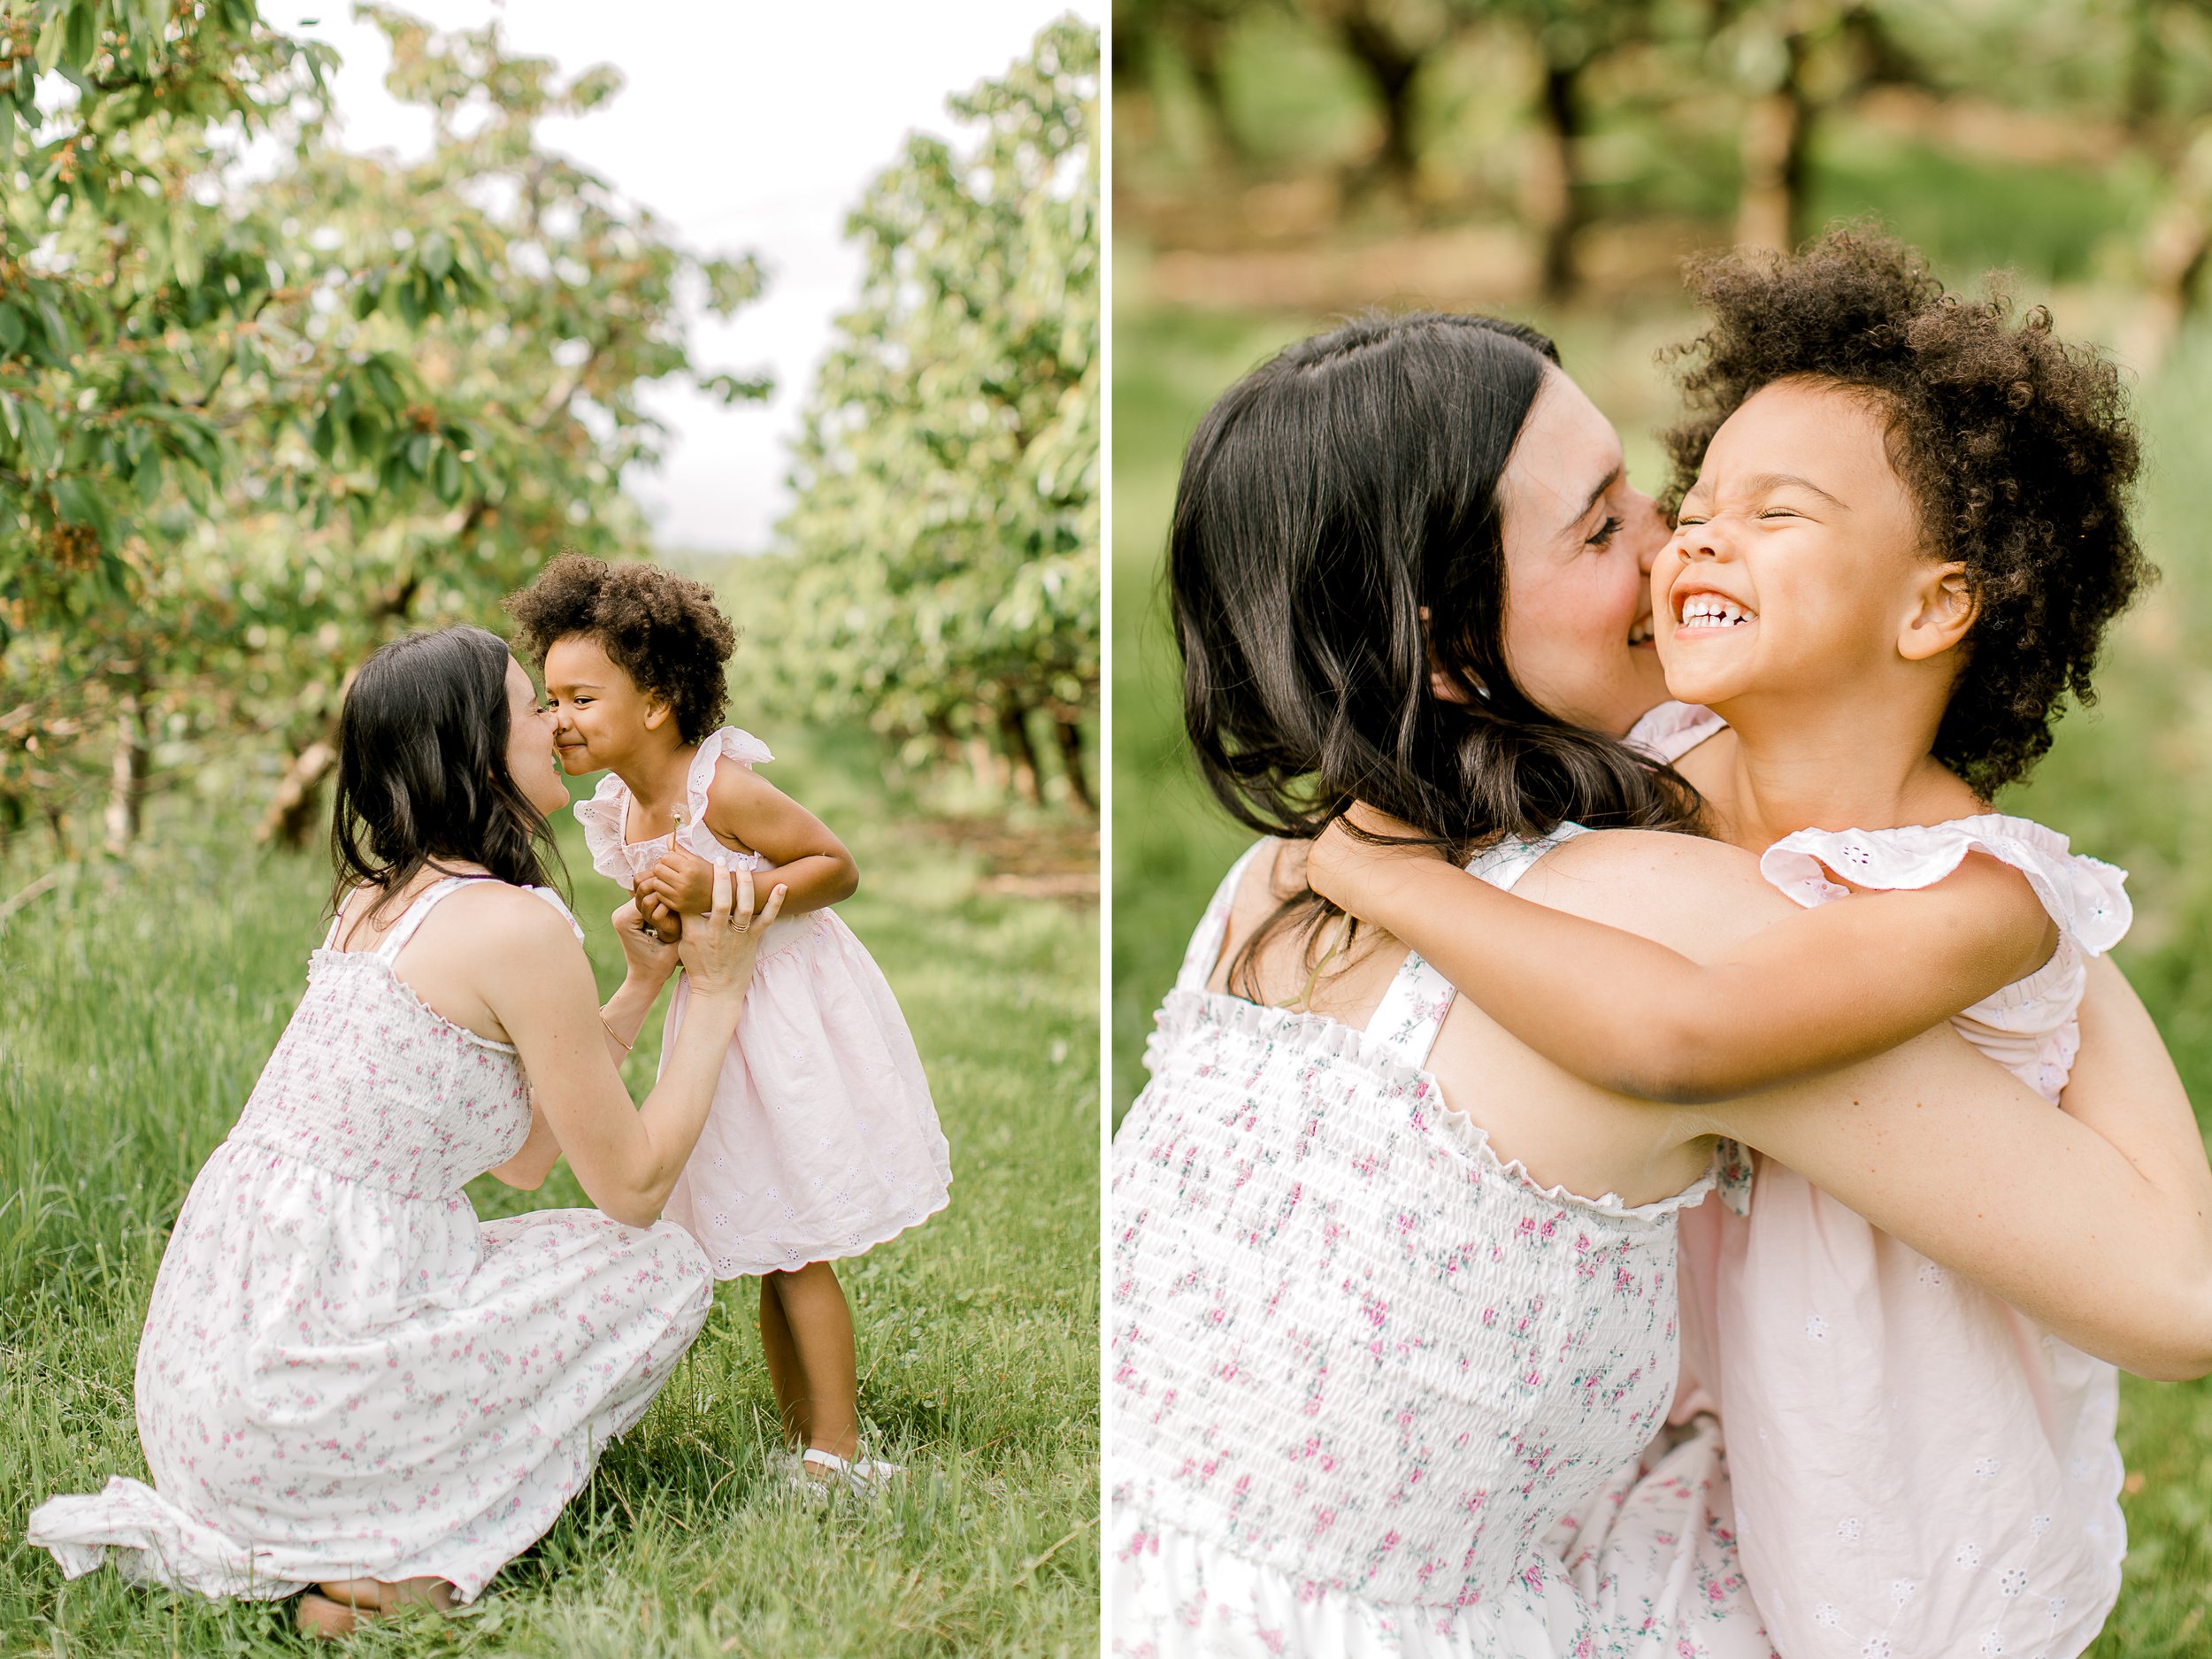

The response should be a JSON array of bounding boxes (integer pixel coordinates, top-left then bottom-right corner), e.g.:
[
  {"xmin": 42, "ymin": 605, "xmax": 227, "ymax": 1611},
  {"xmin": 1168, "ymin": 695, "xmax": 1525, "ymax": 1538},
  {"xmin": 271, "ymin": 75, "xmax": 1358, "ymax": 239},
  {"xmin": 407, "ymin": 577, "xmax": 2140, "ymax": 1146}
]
[
  {"xmin": 1309, "ymin": 228, "xmax": 2148, "ymax": 1656},
  {"xmin": 507, "ymin": 556, "xmax": 950, "ymax": 1491}
]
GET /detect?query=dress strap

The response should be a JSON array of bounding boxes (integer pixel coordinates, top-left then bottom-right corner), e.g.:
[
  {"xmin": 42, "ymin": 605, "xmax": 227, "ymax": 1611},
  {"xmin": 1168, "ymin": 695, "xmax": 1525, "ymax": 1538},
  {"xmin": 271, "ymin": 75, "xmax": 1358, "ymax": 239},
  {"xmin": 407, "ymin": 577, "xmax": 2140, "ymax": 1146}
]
[
  {"xmin": 373, "ymin": 876, "xmax": 489, "ymax": 963},
  {"xmin": 1363, "ymin": 826, "xmax": 1590, "ymax": 1066},
  {"xmin": 1173, "ymin": 841, "xmax": 1270, "ymax": 994}
]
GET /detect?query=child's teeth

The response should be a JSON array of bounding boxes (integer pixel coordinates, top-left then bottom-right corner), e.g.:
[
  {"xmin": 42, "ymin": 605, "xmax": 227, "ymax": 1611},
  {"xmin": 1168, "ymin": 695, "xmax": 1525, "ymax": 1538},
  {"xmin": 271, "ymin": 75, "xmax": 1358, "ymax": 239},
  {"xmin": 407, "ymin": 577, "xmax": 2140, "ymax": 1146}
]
[{"xmin": 1680, "ymin": 595, "xmax": 1750, "ymax": 627}]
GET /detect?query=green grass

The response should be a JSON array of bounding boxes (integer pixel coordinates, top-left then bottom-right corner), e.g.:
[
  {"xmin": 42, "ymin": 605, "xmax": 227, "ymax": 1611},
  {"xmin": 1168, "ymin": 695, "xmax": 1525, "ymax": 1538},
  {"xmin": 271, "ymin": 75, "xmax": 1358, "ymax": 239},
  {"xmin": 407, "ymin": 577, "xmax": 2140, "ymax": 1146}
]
[
  {"xmin": 1, "ymin": 724, "xmax": 1098, "ymax": 1658},
  {"xmin": 1110, "ymin": 291, "xmax": 2212, "ymax": 1649}
]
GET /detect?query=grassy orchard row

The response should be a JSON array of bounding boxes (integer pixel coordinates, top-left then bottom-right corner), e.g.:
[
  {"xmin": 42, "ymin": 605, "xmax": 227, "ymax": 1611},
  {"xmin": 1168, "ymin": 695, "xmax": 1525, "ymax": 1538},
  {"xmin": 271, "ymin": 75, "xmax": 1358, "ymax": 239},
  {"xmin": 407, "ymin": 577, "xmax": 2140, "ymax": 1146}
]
[
  {"xmin": 3, "ymin": 5, "xmax": 1100, "ymax": 856},
  {"xmin": 0, "ymin": 1, "xmax": 775, "ymax": 853},
  {"xmin": 2, "ymin": 724, "xmax": 1100, "ymax": 1657}
]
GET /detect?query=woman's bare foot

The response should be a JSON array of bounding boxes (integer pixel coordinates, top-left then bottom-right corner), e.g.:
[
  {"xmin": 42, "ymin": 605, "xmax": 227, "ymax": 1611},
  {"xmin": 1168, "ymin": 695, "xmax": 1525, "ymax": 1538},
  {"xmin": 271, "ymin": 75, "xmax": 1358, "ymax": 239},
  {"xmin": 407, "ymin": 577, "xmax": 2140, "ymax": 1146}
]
[
  {"xmin": 296, "ymin": 1593, "xmax": 357, "ymax": 1639},
  {"xmin": 296, "ymin": 1577, "xmax": 452, "ymax": 1639}
]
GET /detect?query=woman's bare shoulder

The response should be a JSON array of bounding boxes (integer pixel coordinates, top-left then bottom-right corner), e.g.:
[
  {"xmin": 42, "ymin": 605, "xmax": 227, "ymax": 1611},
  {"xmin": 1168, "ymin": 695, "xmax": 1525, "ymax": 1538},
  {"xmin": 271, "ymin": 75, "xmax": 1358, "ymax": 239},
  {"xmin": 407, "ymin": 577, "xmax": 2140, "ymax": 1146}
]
[{"xmin": 1517, "ymin": 828, "xmax": 1797, "ymax": 959}]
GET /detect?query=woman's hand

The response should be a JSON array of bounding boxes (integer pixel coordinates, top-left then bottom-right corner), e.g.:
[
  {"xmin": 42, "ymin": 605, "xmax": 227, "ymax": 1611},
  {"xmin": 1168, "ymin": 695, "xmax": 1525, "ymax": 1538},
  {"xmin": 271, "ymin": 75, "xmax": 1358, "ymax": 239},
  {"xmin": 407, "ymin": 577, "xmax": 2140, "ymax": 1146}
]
[
  {"xmin": 677, "ymin": 862, "xmax": 787, "ymax": 1002},
  {"xmin": 1306, "ymin": 803, "xmax": 1444, "ymax": 913},
  {"xmin": 613, "ymin": 899, "xmax": 680, "ymax": 984}
]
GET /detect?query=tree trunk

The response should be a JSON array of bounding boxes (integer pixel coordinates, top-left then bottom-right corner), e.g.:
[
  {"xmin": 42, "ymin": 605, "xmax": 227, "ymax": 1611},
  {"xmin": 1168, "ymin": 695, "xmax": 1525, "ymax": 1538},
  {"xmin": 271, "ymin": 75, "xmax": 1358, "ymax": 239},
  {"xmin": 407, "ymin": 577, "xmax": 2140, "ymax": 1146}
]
[
  {"xmin": 2135, "ymin": 194, "xmax": 2209, "ymax": 368},
  {"xmin": 965, "ymin": 732, "xmax": 1005, "ymax": 796},
  {"xmin": 1526, "ymin": 59, "xmax": 1586, "ymax": 301},
  {"xmin": 1053, "ymin": 718, "xmax": 1095, "ymax": 815},
  {"xmin": 1336, "ymin": 7, "xmax": 1424, "ymax": 195},
  {"xmin": 2124, "ymin": 0, "xmax": 2163, "ymax": 135},
  {"xmin": 1177, "ymin": 17, "xmax": 1244, "ymax": 166},
  {"xmin": 259, "ymin": 734, "xmax": 337, "ymax": 849},
  {"xmin": 1737, "ymin": 33, "xmax": 1812, "ymax": 253},
  {"xmin": 998, "ymin": 701, "xmax": 1042, "ymax": 807},
  {"xmin": 103, "ymin": 691, "xmax": 150, "ymax": 856}
]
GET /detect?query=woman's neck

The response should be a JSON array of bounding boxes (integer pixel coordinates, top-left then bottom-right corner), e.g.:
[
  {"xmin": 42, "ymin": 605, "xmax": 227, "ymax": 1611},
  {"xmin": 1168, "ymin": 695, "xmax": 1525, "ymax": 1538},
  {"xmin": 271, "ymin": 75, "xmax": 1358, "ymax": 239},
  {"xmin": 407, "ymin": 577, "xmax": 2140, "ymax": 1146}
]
[{"xmin": 1689, "ymin": 690, "xmax": 1980, "ymax": 853}]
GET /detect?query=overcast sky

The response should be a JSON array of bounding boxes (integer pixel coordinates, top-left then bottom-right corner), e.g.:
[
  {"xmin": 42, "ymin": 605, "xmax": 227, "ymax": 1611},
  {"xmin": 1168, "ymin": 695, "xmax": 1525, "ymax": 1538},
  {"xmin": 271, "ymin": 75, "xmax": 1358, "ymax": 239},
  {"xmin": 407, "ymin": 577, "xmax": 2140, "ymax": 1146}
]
[{"xmin": 260, "ymin": 1, "xmax": 1102, "ymax": 553}]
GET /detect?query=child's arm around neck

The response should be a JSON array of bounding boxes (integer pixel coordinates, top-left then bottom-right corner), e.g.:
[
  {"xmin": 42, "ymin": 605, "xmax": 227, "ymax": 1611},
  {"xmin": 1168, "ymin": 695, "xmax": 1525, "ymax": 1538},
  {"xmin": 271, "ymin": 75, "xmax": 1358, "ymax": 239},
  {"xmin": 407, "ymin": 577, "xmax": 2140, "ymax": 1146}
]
[{"xmin": 1306, "ymin": 808, "xmax": 2056, "ymax": 1105}]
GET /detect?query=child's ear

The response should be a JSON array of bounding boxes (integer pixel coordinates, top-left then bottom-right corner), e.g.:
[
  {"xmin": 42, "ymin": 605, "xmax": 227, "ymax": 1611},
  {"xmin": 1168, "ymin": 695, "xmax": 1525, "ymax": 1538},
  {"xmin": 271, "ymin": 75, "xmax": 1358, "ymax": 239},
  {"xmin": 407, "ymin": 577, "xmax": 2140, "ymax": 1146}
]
[
  {"xmin": 1897, "ymin": 562, "xmax": 1978, "ymax": 663},
  {"xmin": 642, "ymin": 695, "xmax": 672, "ymax": 732}
]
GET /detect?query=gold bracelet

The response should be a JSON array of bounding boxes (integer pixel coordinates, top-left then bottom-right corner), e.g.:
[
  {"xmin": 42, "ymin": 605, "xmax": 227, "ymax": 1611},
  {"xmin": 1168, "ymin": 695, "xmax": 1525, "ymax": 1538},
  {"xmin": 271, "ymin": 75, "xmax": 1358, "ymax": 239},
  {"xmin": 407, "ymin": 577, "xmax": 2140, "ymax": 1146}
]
[{"xmin": 600, "ymin": 1014, "xmax": 633, "ymax": 1054}]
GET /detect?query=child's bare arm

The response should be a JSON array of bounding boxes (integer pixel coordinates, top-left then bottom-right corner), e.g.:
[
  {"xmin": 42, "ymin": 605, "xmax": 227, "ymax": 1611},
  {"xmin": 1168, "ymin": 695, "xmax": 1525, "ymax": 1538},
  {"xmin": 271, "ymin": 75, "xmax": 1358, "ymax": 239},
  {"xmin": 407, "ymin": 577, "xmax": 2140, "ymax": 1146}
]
[
  {"xmin": 638, "ymin": 762, "xmax": 857, "ymax": 919},
  {"xmin": 1307, "ymin": 811, "xmax": 2056, "ymax": 1104}
]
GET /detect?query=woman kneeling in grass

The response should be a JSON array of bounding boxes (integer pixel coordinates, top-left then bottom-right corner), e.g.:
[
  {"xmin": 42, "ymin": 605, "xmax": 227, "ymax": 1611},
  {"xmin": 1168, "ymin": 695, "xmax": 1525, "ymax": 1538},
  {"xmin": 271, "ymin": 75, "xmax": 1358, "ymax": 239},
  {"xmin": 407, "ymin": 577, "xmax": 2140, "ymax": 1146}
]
[{"xmin": 31, "ymin": 625, "xmax": 782, "ymax": 1636}]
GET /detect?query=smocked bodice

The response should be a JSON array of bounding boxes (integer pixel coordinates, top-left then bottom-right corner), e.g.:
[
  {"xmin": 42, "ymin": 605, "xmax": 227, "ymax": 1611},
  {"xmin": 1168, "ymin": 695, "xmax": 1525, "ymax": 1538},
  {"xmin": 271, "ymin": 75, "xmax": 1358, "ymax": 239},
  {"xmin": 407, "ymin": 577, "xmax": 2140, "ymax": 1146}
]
[
  {"xmin": 227, "ymin": 879, "xmax": 579, "ymax": 1201},
  {"xmin": 1110, "ymin": 834, "xmax": 1709, "ymax": 1614}
]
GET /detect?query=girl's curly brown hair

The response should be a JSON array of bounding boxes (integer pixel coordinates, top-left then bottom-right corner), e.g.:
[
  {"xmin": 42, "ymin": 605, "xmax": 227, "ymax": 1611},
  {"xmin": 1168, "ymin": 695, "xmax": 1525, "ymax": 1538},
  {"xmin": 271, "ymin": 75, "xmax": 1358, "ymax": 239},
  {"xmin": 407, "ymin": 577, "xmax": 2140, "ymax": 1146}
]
[
  {"xmin": 1660, "ymin": 225, "xmax": 2150, "ymax": 797},
  {"xmin": 505, "ymin": 553, "xmax": 735, "ymax": 745}
]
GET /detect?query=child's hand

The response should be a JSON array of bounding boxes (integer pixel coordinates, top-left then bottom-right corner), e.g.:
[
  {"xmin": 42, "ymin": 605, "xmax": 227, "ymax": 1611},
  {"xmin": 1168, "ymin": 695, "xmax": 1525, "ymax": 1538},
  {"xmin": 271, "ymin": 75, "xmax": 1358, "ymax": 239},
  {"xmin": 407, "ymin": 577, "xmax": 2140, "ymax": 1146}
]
[
  {"xmin": 614, "ymin": 898, "xmax": 681, "ymax": 981},
  {"xmin": 638, "ymin": 844, "xmax": 718, "ymax": 917},
  {"xmin": 1308, "ymin": 803, "xmax": 1443, "ymax": 912}
]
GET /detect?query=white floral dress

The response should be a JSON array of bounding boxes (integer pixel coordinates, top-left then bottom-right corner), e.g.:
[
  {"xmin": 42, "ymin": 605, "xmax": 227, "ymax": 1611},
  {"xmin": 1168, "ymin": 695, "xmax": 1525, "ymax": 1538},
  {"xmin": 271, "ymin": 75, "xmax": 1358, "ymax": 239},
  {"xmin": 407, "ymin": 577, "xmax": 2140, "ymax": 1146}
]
[
  {"xmin": 573, "ymin": 726, "xmax": 950, "ymax": 1277},
  {"xmin": 1109, "ymin": 835, "xmax": 1733, "ymax": 1658},
  {"xmin": 27, "ymin": 877, "xmax": 715, "ymax": 1602}
]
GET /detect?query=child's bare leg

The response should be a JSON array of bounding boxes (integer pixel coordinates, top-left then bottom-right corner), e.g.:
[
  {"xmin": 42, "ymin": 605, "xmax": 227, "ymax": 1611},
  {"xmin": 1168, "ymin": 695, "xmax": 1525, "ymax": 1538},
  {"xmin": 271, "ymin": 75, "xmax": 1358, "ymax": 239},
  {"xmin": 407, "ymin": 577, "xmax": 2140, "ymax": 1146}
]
[
  {"xmin": 774, "ymin": 1261, "xmax": 860, "ymax": 1467},
  {"xmin": 758, "ymin": 1275, "xmax": 811, "ymax": 1448}
]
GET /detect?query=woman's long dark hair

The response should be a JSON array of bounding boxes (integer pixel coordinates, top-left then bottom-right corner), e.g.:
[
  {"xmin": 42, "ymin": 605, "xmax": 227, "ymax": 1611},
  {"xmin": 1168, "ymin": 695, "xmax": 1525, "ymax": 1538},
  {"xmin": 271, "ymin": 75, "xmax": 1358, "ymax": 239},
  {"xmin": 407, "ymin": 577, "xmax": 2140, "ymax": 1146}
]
[
  {"xmin": 1168, "ymin": 311, "xmax": 1704, "ymax": 996},
  {"xmin": 328, "ymin": 624, "xmax": 564, "ymax": 936}
]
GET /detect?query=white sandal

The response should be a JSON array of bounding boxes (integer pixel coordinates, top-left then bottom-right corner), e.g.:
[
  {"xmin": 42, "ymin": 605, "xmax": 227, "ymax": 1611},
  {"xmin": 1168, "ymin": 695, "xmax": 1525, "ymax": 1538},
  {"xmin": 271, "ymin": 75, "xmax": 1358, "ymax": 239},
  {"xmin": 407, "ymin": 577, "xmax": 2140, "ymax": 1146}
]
[{"xmin": 796, "ymin": 1447, "xmax": 906, "ymax": 1494}]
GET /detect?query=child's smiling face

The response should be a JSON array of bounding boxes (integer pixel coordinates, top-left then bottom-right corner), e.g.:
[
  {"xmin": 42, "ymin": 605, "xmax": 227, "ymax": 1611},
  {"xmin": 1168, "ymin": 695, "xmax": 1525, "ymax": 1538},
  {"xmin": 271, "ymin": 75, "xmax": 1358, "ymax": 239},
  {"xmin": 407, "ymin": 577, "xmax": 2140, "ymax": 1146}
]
[
  {"xmin": 1654, "ymin": 376, "xmax": 1969, "ymax": 714},
  {"xmin": 543, "ymin": 633, "xmax": 671, "ymax": 773}
]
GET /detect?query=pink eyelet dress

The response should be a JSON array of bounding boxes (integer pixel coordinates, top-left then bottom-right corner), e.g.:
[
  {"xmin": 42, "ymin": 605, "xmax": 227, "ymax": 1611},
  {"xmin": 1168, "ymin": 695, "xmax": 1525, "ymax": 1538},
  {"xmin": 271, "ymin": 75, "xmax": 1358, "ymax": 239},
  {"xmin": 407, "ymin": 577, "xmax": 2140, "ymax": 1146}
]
[
  {"xmin": 1110, "ymin": 834, "xmax": 1734, "ymax": 1658},
  {"xmin": 1621, "ymin": 703, "xmax": 2132, "ymax": 1659},
  {"xmin": 572, "ymin": 726, "xmax": 950, "ymax": 1278},
  {"xmin": 27, "ymin": 877, "xmax": 715, "ymax": 1602}
]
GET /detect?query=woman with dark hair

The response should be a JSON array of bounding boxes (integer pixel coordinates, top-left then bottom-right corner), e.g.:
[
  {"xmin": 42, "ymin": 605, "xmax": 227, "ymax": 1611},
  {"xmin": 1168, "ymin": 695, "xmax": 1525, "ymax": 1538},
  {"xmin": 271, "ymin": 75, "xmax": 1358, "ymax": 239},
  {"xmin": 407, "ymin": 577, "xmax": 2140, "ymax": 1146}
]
[
  {"xmin": 30, "ymin": 624, "xmax": 783, "ymax": 1636},
  {"xmin": 1109, "ymin": 299, "xmax": 2212, "ymax": 1655}
]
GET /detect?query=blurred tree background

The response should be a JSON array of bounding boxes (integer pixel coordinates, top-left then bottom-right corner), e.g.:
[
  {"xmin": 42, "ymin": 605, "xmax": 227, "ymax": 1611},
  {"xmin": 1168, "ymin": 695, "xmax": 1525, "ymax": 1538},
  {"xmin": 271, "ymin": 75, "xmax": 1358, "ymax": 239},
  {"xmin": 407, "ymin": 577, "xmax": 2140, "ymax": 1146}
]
[
  {"xmin": 753, "ymin": 16, "xmax": 1100, "ymax": 816},
  {"xmin": 1114, "ymin": 3, "xmax": 2212, "ymax": 1644},
  {"xmin": 0, "ymin": 1, "xmax": 1099, "ymax": 891}
]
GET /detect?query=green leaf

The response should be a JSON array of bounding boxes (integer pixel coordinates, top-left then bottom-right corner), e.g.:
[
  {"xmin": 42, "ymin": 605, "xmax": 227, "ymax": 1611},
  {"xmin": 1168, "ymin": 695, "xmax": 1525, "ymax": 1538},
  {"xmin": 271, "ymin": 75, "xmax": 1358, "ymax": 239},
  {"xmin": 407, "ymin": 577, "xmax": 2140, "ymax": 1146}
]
[
  {"xmin": 433, "ymin": 442, "xmax": 460, "ymax": 503},
  {"xmin": 0, "ymin": 306, "xmax": 25, "ymax": 357},
  {"xmin": 19, "ymin": 400, "xmax": 58, "ymax": 472},
  {"xmin": 405, "ymin": 432, "xmax": 431, "ymax": 475},
  {"xmin": 35, "ymin": 10, "xmax": 67, "ymax": 73},
  {"xmin": 171, "ymin": 200, "xmax": 203, "ymax": 289},
  {"xmin": 64, "ymin": 0, "xmax": 96, "ymax": 73},
  {"xmin": 419, "ymin": 231, "xmax": 450, "ymax": 282},
  {"xmin": 52, "ymin": 475, "xmax": 111, "ymax": 548}
]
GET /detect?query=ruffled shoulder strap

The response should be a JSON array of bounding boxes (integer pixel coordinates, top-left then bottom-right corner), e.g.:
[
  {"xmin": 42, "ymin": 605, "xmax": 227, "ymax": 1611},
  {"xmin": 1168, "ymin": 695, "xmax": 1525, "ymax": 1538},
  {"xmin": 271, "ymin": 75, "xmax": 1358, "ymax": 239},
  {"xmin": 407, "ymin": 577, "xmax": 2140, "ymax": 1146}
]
[
  {"xmin": 1624, "ymin": 701, "xmax": 1726, "ymax": 765},
  {"xmin": 523, "ymin": 885, "xmax": 588, "ymax": 943},
  {"xmin": 1759, "ymin": 812, "xmax": 2131, "ymax": 955},
  {"xmin": 571, "ymin": 772, "xmax": 634, "ymax": 882},
  {"xmin": 679, "ymin": 726, "xmax": 780, "ymax": 862},
  {"xmin": 1363, "ymin": 825, "xmax": 1591, "ymax": 1066},
  {"xmin": 687, "ymin": 726, "xmax": 773, "ymax": 814},
  {"xmin": 1173, "ymin": 841, "xmax": 1270, "ymax": 994}
]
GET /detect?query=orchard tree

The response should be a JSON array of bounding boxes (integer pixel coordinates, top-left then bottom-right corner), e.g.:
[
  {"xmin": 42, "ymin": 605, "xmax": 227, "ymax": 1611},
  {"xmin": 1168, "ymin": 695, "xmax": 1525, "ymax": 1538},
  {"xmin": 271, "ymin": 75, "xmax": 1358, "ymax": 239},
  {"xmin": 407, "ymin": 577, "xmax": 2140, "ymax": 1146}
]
[
  {"xmin": 0, "ymin": 0, "xmax": 768, "ymax": 856},
  {"xmin": 765, "ymin": 17, "xmax": 1098, "ymax": 811}
]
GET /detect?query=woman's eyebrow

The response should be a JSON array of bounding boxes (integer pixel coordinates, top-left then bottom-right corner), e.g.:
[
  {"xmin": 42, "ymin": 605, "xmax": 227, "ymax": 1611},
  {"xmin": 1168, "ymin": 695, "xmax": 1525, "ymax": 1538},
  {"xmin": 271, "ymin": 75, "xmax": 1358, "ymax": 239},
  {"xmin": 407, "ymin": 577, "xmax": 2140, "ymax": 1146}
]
[{"xmin": 1560, "ymin": 464, "xmax": 1622, "ymax": 536}]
